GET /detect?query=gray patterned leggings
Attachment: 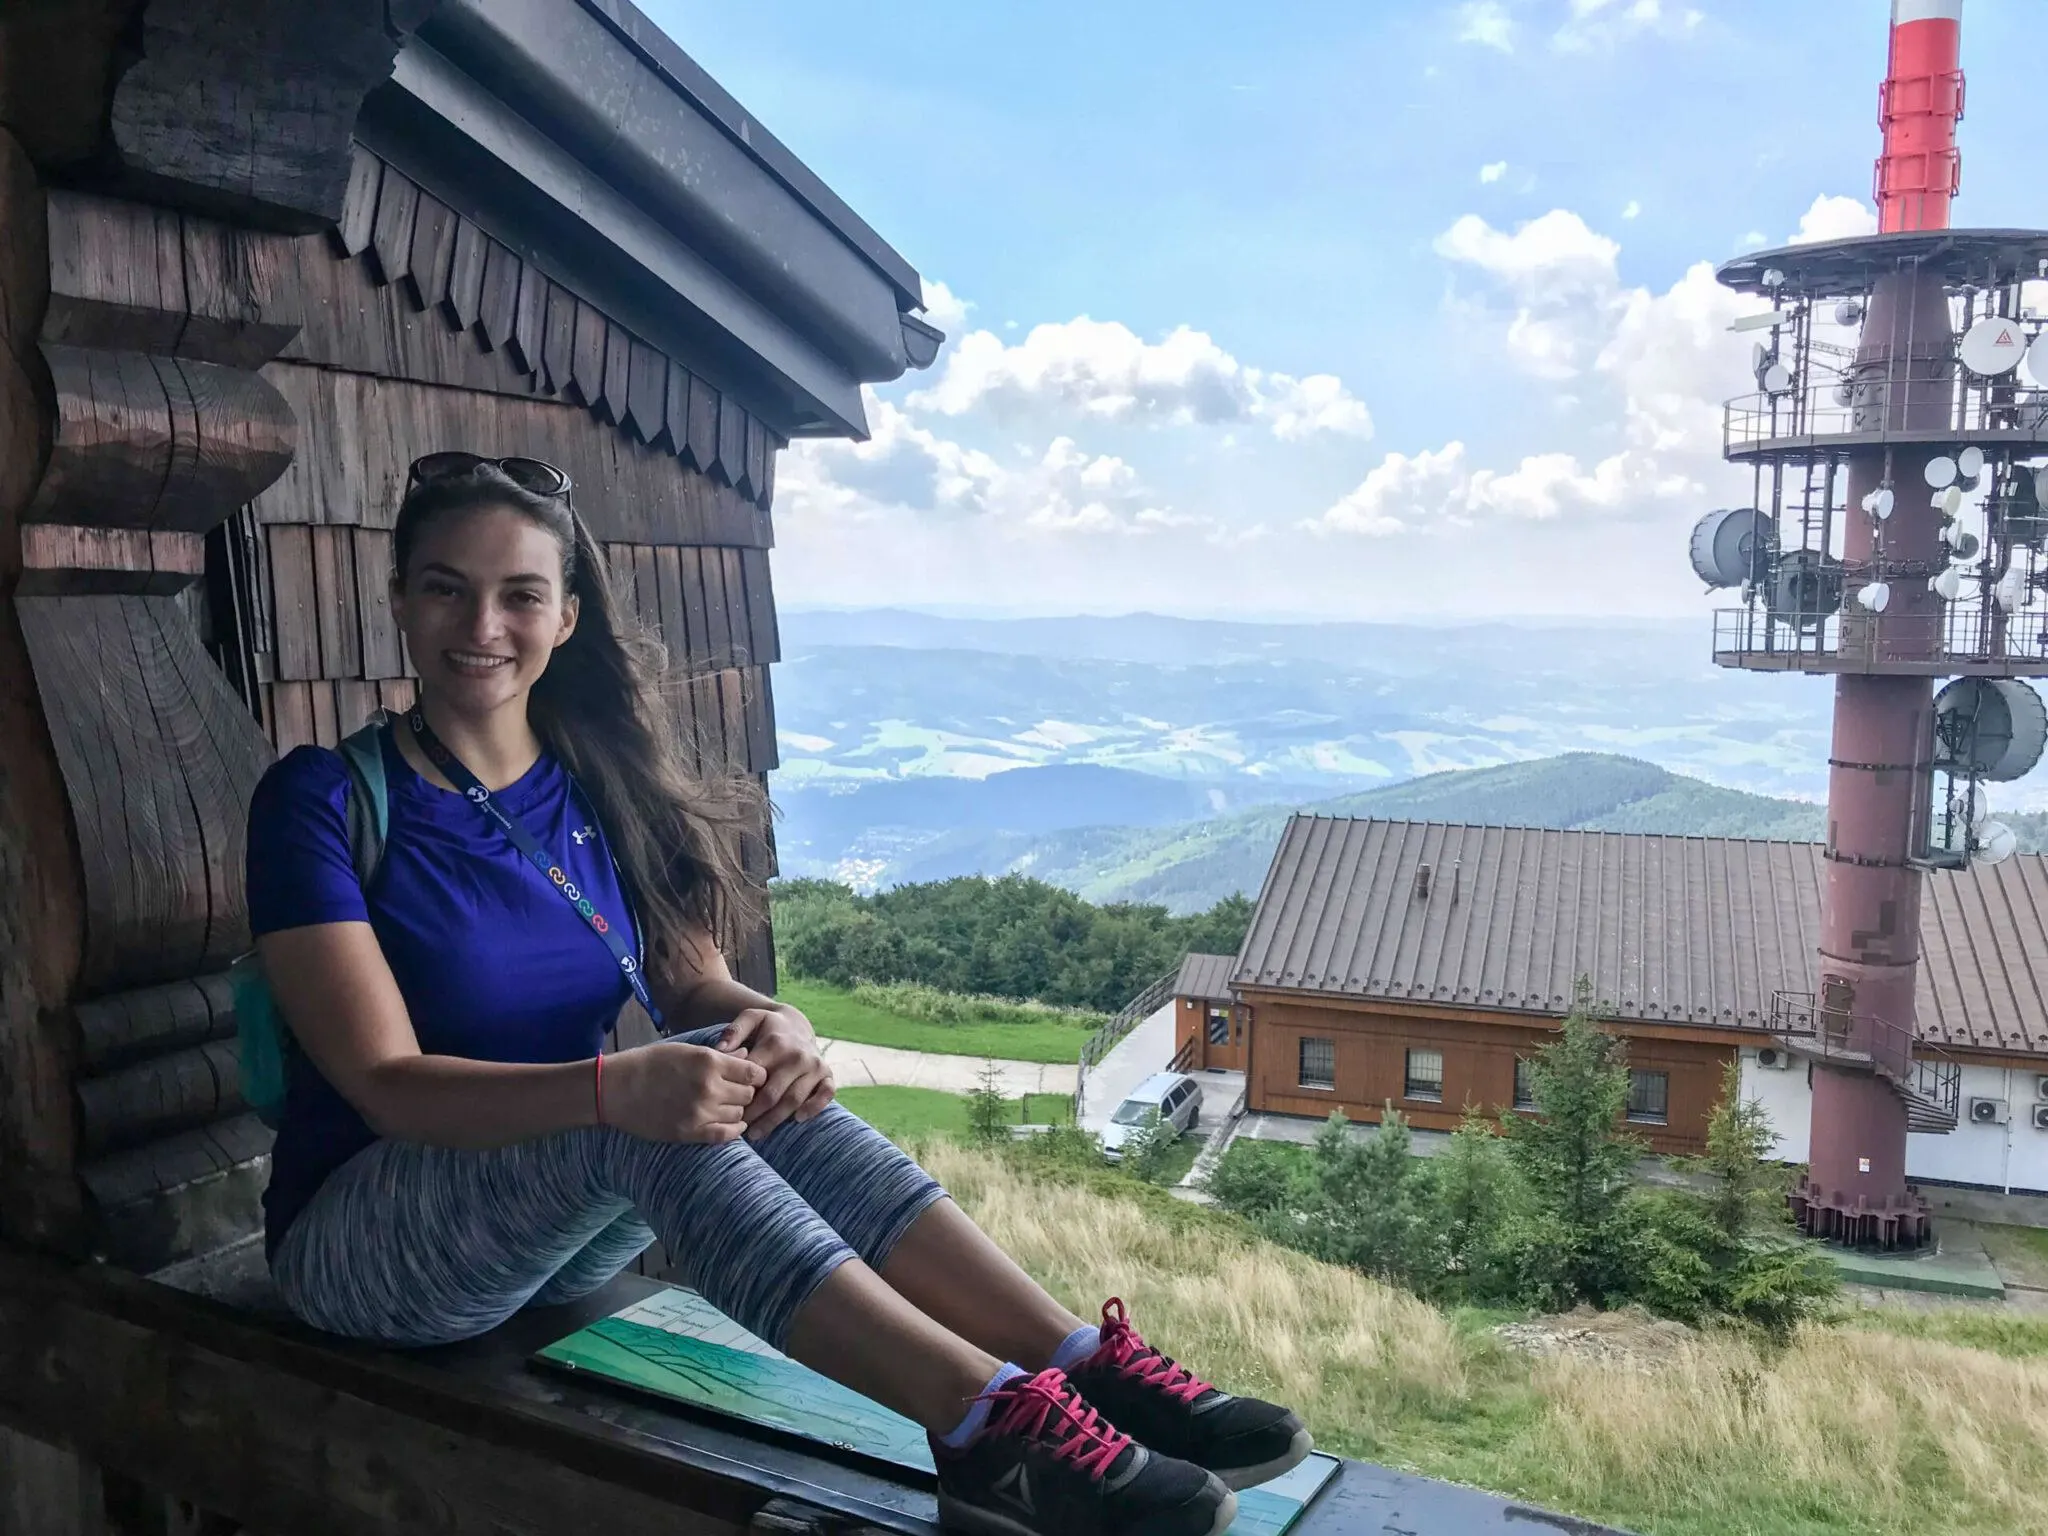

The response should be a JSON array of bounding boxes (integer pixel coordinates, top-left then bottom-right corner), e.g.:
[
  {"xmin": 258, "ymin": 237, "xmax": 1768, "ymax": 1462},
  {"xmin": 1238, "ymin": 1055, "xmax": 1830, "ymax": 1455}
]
[{"xmin": 271, "ymin": 1036, "xmax": 946, "ymax": 1350}]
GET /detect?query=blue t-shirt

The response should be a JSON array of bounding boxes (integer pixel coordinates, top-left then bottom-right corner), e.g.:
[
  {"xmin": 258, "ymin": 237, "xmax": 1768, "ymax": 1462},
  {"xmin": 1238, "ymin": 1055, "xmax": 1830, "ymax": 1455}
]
[{"xmin": 245, "ymin": 728, "xmax": 638, "ymax": 1255}]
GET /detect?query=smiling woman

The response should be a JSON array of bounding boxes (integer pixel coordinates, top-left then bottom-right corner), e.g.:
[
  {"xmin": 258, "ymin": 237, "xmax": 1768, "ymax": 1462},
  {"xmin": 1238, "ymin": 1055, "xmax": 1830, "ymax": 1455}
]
[{"xmin": 241, "ymin": 454, "xmax": 1309, "ymax": 1535}]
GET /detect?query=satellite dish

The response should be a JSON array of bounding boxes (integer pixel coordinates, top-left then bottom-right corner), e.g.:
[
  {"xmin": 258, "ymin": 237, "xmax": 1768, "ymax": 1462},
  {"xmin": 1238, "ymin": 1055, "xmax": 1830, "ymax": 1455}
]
[
  {"xmin": 1959, "ymin": 445, "xmax": 1987, "ymax": 479},
  {"xmin": 1856, "ymin": 581, "xmax": 1891, "ymax": 613},
  {"xmin": 1835, "ymin": 297, "xmax": 1866, "ymax": 327},
  {"xmin": 1863, "ymin": 486, "xmax": 1896, "ymax": 520},
  {"xmin": 1762, "ymin": 362, "xmax": 1795, "ymax": 396},
  {"xmin": 1941, "ymin": 485, "xmax": 1967, "ymax": 518},
  {"xmin": 1926, "ymin": 455, "xmax": 1959, "ymax": 489},
  {"xmin": 1950, "ymin": 531, "xmax": 1982, "ymax": 563},
  {"xmin": 2028, "ymin": 331, "xmax": 2048, "ymax": 387},
  {"xmin": 1762, "ymin": 268, "xmax": 1786, "ymax": 290},
  {"xmin": 1934, "ymin": 677, "xmax": 2048, "ymax": 782},
  {"xmin": 1961, "ymin": 314, "xmax": 2029, "ymax": 377},
  {"xmin": 1688, "ymin": 508, "xmax": 1777, "ymax": 588},
  {"xmin": 1978, "ymin": 820, "xmax": 2019, "ymax": 865},
  {"xmin": 1768, "ymin": 549, "xmax": 1842, "ymax": 624},
  {"xmin": 1931, "ymin": 567, "xmax": 1965, "ymax": 601}
]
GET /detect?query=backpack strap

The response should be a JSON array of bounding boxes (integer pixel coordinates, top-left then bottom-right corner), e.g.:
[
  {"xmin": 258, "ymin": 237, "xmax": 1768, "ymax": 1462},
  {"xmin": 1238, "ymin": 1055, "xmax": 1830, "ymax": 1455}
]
[{"xmin": 336, "ymin": 713, "xmax": 391, "ymax": 892}]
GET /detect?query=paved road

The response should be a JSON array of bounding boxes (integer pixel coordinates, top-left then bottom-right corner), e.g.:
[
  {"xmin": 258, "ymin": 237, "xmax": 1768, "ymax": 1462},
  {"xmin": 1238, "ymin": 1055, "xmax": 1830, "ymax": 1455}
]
[
  {"xmin": 1078, "ymin": 1001, "xmax": 1177, "ymax": 1133},
  {"xmin": 815, "ymin": 1037, "xmax": 1077, "ymax": 1098}
]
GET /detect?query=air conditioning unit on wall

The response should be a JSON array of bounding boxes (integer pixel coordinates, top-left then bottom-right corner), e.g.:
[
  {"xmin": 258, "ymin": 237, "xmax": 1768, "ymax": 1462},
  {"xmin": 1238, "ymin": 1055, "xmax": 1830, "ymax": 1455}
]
[
  {"xmin": 1971, "ymin": 1097, "xmax": 2010, "ymax": 1126},
  {"xmin": 2033, "ymin": 1104, "xmax": 2048, "ymax": 1132},
  {"xmin": 1755, "ymin": 1046, "xmax": 1791, "ymax": 1070},
  {"xmin": 2036, "ymin": 1074, "xmax": 2048, "ymax": 1100}
]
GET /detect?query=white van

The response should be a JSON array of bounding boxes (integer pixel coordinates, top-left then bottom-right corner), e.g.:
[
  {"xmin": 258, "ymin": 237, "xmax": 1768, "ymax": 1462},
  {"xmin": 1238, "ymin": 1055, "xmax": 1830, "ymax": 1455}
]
[{"xmin": 1100, "ymin": 1071, "xmax": 1204, "ymax": 1161}]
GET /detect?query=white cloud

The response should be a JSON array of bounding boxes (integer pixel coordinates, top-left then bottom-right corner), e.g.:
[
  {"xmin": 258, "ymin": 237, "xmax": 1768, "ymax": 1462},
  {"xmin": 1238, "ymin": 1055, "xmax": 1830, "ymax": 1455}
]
[
  {"xmin": 1305, "ymin": 444, "xmax": 1469, "ymax": 537},
  {"xmin": 907, "ymin": 317, "xmax": 1373, "ymax": 440},
  {"xmin": 1480, "ymin": 160, "xmax": 1509, "ymax": 184},
  {"xmin": 1622, "ymin": 199, "xmax": 1642, "ymax": 220},
  {"xmin": 1457, "ymin": 1, "xmax": 1515, "ymax": 51},
  {"xmin": 1554, "ymin": 0, "xmax": 1705, "ymax": 51},
  {"xmin": 1788, "ymin": 194, "xmax": 1877, "ymax": 246},
  {"xmin": 1315, "ymin": 203, "xmax": 1761, "ymax": 540},
  {"xmin": 1434, "ymin": 209, "xmax": 1624, "ymax": 378},
  {"xmin": 783, "ymin": 396, "xmax": 1219, "ymax": 543},
  {"xmin": 918, "ymin": 278, "xmax": 973, "ymax": 338}
]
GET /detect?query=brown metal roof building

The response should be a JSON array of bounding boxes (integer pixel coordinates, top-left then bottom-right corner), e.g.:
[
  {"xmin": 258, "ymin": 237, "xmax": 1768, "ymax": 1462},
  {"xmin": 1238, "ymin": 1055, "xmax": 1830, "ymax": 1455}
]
[{"xmin": 1227, "ymin": 816, "xmax": 2048, "ymax": 1155}]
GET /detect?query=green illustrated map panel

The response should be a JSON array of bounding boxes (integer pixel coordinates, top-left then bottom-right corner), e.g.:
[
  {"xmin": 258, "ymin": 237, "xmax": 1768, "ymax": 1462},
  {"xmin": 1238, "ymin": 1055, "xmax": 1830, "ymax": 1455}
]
[{"xmin": 534, "ymin": 1287, "xmax": 1340, "ymax": 1535}]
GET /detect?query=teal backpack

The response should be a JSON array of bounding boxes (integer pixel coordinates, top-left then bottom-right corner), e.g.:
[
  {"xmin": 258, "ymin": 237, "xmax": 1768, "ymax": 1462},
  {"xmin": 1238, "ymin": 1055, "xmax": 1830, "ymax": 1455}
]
[{"xmin": 231, "ymin": 717, "xmax": 393, "ymax": 1129}]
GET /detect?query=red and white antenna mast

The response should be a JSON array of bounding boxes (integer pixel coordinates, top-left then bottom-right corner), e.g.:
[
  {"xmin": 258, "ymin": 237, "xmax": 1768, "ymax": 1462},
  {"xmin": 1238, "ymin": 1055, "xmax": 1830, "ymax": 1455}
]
[{"xmin": 1876, "ymin": 0, "xmax": 1964, "ymax": 232}]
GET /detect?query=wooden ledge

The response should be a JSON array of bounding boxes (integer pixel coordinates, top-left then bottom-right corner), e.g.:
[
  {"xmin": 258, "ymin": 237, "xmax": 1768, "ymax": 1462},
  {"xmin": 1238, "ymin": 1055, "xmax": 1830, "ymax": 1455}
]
[
  {"xmin": 0, "ymin": 1249, "xmax": 928, "ymax": 1536},
  {"xmin": 0, "ymin": 1246, "xmax": 1637, "ymax": 1535}
]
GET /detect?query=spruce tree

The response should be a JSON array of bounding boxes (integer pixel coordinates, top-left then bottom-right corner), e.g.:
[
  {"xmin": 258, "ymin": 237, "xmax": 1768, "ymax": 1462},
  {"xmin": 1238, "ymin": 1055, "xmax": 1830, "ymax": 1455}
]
[{"xmin": 1501, "ymin": 978, "xmax": 1640, "ymax": 1307}]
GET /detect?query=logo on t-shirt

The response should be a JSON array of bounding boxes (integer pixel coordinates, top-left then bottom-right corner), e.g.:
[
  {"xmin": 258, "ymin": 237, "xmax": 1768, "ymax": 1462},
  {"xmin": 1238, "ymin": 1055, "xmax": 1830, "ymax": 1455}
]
[{"xmin": 572, "ymin": 825, "xmax": 596, "ymax": 845}]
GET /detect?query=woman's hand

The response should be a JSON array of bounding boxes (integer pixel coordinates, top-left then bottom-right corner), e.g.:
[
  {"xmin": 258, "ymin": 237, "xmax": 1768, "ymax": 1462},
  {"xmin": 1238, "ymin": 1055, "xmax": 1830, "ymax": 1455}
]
[
  {"xmin": 603, "ymin": 1040, "xmax": 767, "ymax": 1143},
  {"xmin": 717, "ymin": 1004, "xmax": 835, "ymax": 1140}
]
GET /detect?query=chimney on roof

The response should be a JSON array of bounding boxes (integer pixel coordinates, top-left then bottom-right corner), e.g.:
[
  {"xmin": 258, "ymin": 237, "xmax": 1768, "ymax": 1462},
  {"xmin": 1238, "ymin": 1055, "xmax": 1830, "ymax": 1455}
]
[{"xmin": 1415, "ymin": 863, "xmax": 1432, "ymax": 901}]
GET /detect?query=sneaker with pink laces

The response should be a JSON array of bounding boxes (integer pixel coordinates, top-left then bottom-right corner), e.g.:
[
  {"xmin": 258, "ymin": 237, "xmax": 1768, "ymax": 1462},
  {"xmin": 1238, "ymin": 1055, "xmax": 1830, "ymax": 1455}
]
[
  {"xmin": 1063, "ymin": 1300, "xmax": 1313, "ymax": 1491},
  {"xmin": 930, "ymin": 1366, "xmax": 1236, "ymax": 1536}
]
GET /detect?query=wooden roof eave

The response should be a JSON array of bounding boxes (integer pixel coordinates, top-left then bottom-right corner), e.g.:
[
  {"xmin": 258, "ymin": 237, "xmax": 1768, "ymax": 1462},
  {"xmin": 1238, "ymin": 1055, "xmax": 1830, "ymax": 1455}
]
[{"xmin": 374, "ymin": 43, "xmax": 877, "ymax": 441}]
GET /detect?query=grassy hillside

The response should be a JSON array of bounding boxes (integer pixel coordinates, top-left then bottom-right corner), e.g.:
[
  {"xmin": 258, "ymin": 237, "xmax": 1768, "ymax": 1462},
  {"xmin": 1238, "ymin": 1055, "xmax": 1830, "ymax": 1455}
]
[
  {"xmin": 927, "ymin": 1139, "xmax": 2048, "ymax": 1536},
  {"xmin": 1007, "ymin": 753, "xmax": 1833, "ymax": 912}
]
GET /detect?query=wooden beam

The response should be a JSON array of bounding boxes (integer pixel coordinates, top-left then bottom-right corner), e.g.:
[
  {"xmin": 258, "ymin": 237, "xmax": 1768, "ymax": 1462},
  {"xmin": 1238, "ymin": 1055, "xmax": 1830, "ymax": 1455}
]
[
  {"xmin": 0, "ymin": 126, "xmax": 89, "ymax": 1255},
  {"xmin": 25, "ymin": 345, "xmax": 295, "ymax": 533},
  {"xmin": 19, "ymin": 525, "xmax": 206, "ymax": 596},
  {"xmin": 43, "ymin": 192, "xmax": 302, "ymax": 367},
  {"xmin": 78, "ymin": 1041, "xmax": 245, "ymax": 1158}
]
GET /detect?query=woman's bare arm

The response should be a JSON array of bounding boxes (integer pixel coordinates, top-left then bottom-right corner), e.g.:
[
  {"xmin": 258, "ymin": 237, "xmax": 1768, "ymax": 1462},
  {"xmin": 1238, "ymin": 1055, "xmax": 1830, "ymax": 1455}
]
[
  {"xmin": 260, "ymin": 922, "xmax": 765, "ymax": 1147},
  {"xmin": 259, "ymin": 923, "xmax": 603, "ymax": 1147}
]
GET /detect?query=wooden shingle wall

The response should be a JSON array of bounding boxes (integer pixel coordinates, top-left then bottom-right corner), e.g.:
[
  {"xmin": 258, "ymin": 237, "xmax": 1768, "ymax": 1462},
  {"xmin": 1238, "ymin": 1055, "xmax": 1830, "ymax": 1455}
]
[{"xmin": 246, "ymin": 145, "xmax": 784, "ymax": 799}]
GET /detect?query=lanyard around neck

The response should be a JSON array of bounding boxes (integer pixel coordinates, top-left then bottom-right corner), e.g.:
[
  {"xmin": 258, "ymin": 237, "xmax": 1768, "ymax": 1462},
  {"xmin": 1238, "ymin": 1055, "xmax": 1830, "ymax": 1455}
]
[{"xmin": 405, "ymin": 709, "xmax": 664, "ymax": 1028}]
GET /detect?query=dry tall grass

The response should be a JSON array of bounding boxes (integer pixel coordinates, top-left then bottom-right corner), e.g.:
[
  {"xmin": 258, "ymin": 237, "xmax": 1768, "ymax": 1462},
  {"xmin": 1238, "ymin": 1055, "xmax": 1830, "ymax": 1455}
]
[{"xmin": 922, "ymin": 1141, "xmax": 2048, "ymax": 1536}]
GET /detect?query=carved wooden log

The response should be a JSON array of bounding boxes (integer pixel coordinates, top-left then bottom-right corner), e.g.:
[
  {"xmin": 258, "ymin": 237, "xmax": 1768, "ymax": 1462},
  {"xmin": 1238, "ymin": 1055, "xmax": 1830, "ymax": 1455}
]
[
  {"xmin": 0, "ymin": 127, "xmax": 89, "ymax": 1254},
  {"xmin": 76, "ymin": 973, "xmax": 236, "ymax": 1075},
  {"xmin": 43, "ymin": 191, "xmax": 304, "ymax": 367},
  {"xmin": 78, "ymin": 1040, "xmax": 245, "ymax": 1158},
  {"xmin": 18, "ymin": 524, "xmax": 206, "ymax": 595},
  {"xmin": 25, "ymin": 343, "xmax": 295, "ymax": 533},
  {"xmin": 107, "ymin": 0, "xmax": 424, "ymax": 232},
  {"xmin": 15, "ymin": 594, "xmax": 274, "ymax": 997},
  {"xmin": 78, "ymin": 1113, "xmax": 274, "ymax": 1271}
]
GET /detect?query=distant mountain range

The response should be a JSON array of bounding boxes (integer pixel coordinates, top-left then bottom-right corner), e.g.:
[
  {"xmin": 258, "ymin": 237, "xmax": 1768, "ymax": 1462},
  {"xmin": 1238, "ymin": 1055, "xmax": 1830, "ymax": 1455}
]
[
  {"xmin": 773, "ymin": 751, "xmax": 2048, "ymax": 914},
  {"xmin": 767, "ymin": 609, "xmax": 2048, "ymax": 911}
]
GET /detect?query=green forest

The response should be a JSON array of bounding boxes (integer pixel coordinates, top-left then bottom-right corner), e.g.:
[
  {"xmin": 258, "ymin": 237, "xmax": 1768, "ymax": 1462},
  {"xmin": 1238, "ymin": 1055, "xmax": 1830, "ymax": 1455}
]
[{"xmin": 771, "ymin": 875, "xmax": 1252, "ymax": 1013}]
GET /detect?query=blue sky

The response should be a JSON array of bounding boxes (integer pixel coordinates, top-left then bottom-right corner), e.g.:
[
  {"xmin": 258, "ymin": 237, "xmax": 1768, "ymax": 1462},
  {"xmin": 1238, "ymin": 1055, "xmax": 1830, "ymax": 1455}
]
[{"xmin": 644, "ymin": 0, "xmax": 2045, "ymax": 621}]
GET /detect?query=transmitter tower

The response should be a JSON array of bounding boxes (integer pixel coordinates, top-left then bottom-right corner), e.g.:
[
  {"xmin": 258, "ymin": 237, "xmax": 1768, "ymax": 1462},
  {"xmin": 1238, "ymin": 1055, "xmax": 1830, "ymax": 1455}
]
[{"xmin": 1693, "ymin": 0, "xmax": 2048, "ymax": 1245}]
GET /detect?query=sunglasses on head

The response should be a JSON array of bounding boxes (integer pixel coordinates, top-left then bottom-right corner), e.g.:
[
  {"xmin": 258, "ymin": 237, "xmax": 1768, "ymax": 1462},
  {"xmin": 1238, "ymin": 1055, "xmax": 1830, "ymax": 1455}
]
[{"xmin": 407, "ymin": 452, "xmax": 573, "ymax": 498}]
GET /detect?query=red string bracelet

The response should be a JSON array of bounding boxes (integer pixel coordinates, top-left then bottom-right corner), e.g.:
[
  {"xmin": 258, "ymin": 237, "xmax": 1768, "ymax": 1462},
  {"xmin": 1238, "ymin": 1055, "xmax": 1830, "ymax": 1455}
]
[{"xmin": 594, "ymin": 1050, "xmax": 605, "ymax": 1126}]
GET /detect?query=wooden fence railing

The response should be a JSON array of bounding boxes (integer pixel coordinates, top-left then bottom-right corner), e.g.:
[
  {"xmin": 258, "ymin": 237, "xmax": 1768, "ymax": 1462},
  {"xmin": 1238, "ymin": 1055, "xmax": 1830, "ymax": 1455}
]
[{"xmin": 1075, "ymin": 962, "xmax": 1184, "ymax": 1119}]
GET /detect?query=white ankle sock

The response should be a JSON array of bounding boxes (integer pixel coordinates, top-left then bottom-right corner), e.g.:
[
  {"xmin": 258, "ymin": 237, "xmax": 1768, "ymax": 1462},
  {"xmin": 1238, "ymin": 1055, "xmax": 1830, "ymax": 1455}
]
[
  {"xmin": 1050, "ymin": 1324, "xmax": 1102, "ymax": 1372},
  {"xmin": 938, "ymin": 1362, "xmax": 1026, "ymax": 1449}
]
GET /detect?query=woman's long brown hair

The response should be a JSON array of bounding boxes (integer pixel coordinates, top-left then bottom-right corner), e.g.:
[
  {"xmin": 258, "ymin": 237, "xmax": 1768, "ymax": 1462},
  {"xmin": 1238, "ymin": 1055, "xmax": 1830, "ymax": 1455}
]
[{"xmin": 391, "ymin": 467, "xmax": 765, "ymax": 971}]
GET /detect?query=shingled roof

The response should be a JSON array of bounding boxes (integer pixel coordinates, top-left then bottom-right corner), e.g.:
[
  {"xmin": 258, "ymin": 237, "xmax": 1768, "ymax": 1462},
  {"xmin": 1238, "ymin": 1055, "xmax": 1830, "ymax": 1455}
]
[{"xmin": 1232, "ymin": 816, "xmax": 2048, "ymax": 1057}]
